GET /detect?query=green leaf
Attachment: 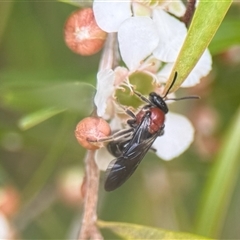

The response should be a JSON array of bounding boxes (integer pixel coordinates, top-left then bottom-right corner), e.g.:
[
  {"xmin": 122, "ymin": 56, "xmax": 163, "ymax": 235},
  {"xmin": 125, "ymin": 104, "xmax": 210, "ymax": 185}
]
[
  {"xmin": 0, "ymin": 2, "xmax": 13, "ymax": 45},
  {"xmin": 164, "ymin": 1, "xmax": 232, "ymax": 94},
  {"xmin": 195, "ymin": 107, "xmax": 240, "ymax": 237},
  {"xmin": 98, "ymin": 220, "xmax": 211, "ymax": 240},
  {"xmin": 209, "ymin": 18, "xmax": 240, "ymax": 55},
  {"xmin": 2, "ymin": 82, "xmax": 96, "ymax": 115},
  {"xmin": 58, "ymin": 0, "xmax": 92, "ymax": 7},
  {"xmin": 18, "ymin": 107, "xmax": 65, "ymax": 130},
  {"xmin": 22, "ymin": 113, "xmax": 78, "ymax": 199}
]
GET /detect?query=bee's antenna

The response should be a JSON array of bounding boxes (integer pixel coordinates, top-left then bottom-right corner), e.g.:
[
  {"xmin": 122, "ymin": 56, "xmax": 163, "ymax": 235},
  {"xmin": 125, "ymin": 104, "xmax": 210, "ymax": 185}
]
[
  {"xmin": 163, "ymin": 71, "xmax": 178, "ymax": 98},
  {"xmin": 166, "ymin": 96, "xmax": 200, "ymax": 101},
  {"xmin": 163, "ymin": 72, "xmax": 200, "ymax": 102}
]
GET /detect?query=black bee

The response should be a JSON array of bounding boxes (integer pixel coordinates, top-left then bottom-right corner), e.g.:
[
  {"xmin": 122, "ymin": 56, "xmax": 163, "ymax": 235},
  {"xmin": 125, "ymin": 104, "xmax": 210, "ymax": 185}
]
[{"xmin": 104, "ymin": 72, "xmax": 198, "ymax": 191}]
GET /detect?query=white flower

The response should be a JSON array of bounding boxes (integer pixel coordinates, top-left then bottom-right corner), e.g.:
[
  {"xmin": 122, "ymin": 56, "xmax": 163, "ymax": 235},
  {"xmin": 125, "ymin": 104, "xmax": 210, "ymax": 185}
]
[
  {"xmin": 93, "ymin": 1, "xmax": 212, "ymax": 87},
  {"xmin": 94, "ymin": 66, "xmax": 132, "ymax": 118},
  {"xmin": 152, "ymin": 9, "xmax": 187, "ymax": 62},
  {"xmin": 92, "ymin": 0, "xmax": 212, "ymax": 169},
  {"xmin": 153, "ymin": 112, "xmax": 194, "ymax": 160},
  {"xmin": 93, "ymin": 0, "xmax": 132, "ymax": 32},
  {"xmin": 94, "ymin": 69, "xmax": 115, "ymax": 118},
  {"xmin": 95, "ymin": 146, "xmax": 113, "ymax": 171},
  {"xmin": 118, "ymin": 16, "xmax": 159, "ymax": 70}
]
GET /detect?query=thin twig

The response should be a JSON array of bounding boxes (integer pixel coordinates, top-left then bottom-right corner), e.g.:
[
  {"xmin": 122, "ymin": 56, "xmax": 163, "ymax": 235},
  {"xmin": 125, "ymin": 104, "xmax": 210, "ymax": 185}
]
[
  {"xmin": 78, "ymin": 150, "xmax": 103, "ymax": 240},
  {"xmin": 181, "ymin": 0, "xmax": 196, "ymax": 27},
  {"xmin": 78, "ymin": 30, "xmax": 120, "ymax": 240}
]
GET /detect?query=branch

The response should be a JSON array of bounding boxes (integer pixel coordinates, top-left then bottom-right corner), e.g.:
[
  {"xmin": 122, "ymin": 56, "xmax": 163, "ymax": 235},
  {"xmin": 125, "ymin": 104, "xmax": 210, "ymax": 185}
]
[
  {"xmin": 181, "ymin": 0, "xmax": 196, "ymax": 27},
  {"xmin": 77, "ymin": 31, "xmax": 120, "ymax": 240},
  {"xmin": 78, "ymin": 150, "xmax": 103, "ymax": 240}
]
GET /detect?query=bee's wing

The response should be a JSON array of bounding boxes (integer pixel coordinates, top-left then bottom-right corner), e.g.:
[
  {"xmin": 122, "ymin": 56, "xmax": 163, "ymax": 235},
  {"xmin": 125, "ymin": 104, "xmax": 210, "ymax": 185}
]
[
  {"xmin": 107, "ymin": 135, "xmax": 132, "ymax": 158},
  {"xmin": 104, "ymin": 137, "xmax": 157, "ymax": 191},
  {"xmin": 104, "ymin": 113, "xmax": 159, "ymax": 191}
]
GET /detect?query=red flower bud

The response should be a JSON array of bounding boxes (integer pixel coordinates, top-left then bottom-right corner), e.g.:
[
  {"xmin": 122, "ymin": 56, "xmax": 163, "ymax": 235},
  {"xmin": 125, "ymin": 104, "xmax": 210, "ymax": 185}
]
[
  {"xmin": 75, "ymin": 117, "xmax": 111, "ymax": 150},
  {"xmin": 64, "ymin": 8, "xmax": 107, "ymax": 56}
]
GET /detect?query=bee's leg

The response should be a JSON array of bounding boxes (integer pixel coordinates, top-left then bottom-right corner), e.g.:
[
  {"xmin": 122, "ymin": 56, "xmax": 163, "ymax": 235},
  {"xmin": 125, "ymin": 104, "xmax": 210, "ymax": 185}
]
[
  {"xmin": 117, "ymin": 103, "xmax": 136, "ymax": 120},
  {"xmin": 87, "ymin": 127, "xmax": 133, "ymax": 143},
  {"xmin": 133, "ymin": 90, "xmax": 152, "ymax": 104}
]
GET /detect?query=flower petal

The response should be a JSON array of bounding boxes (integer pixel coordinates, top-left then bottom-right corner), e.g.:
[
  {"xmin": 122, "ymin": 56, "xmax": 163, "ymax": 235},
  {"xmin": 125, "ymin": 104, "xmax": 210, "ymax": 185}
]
[
  {"xmin": 153, "ymin": 112, "xmax": 194, "ymax": 161},
  {"xmin": 0, "ymin": 213, "xmax": 10, "ymax": 239},
  {"xmin": 166, "ymin": 1, "xmax": 186, "ymax": 17},
  {"xmin": 94, "ymin": 69, "xmax": 115, "ymax": 117},
  {"xmin": 132, "ymin": 2, "xmax": 152, "ymax": 17},
  {"xmin": 181, "ymin": 49, "xmax": 212, "ymax": 87},
  {"xmin": 93, "ymin": 0, "xmax": 132, "ymax": 32},
  {"xmin": 109, "ymin": 117, "xmax": 123, "ymax": 131},
  {"xmin": 95, "ymin": 147, "xmax": 114, "ymax": 171},
  {"xmin": 118, "ymin": 16, "xmax": 159, "ymax": 70},
  {"xmin": 152, "ymin": 9, "xmax": 187, "ymax": 62},
  {"xmin": 157, "ymin": 62, "xmax": 174, "ymax": 83},
  {"xmin": 157, "ymin": 49, "xmax": 212, "ymax": 87}
]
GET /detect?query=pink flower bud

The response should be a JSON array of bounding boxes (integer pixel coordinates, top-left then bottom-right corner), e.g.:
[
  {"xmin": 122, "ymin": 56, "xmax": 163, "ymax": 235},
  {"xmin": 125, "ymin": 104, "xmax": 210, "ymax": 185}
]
[{"xmin": 64, "ymin": 8, "xmax": 107, "ymax": 56}]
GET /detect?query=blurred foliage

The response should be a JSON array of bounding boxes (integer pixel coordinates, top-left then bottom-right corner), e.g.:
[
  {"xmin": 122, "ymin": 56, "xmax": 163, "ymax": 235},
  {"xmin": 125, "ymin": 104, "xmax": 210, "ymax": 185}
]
[
  {"xmin": 98, "ymin": 220, "xmax": 211, "ymax": 239},
  {"xmin": 195, "ymin": 107, "xmax": 240, "ymax": 237},
  {"xmin": 0, "ymin": 1, "xmax": 240, "ymax": 239}
]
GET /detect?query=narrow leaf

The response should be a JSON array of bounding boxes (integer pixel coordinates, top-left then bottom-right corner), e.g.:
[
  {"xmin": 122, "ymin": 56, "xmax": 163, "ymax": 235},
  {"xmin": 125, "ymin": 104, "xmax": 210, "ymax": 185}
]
[
  {"xmin": 195, "ymin": 107, "xmax": 240, "ymax": 237},
  {"xmin": 0, "ymin": 1, "xmax": 13, "ymax": 44},
  {"xmin": 58, "ymin": 0, "xmax": 92, "ymax": 7},
  {"xmin": 98, "ymin": 220, "xmax": 211, "ymax": 240},
  {"xmin": 18, "ymin": 108, "xmax": 65, "ymax": 130},
  {"xmin": 164, "ymin": 1, "xmax": 232, "ymax": 94},
  {"xmin": 3, "ymin": 82, "xmax": 95, "ymax": 115}
]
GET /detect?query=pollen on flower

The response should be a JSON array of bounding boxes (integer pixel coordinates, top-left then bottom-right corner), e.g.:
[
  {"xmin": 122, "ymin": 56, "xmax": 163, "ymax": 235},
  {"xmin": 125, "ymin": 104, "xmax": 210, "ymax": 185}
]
[
  {"xmin": 75, "ymin": 117, "xmax": 111, "ymax": 150},
  {"xmin": 64, "ymin": 8, "xmax": 107, "ymax": 56}
]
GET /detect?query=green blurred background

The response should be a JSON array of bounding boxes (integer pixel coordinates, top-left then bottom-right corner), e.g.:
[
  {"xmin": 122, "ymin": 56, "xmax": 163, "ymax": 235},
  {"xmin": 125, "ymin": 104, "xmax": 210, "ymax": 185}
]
[{"xmin": 0, "ymin": 1, "xmax": 240, "ymax": 239}]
